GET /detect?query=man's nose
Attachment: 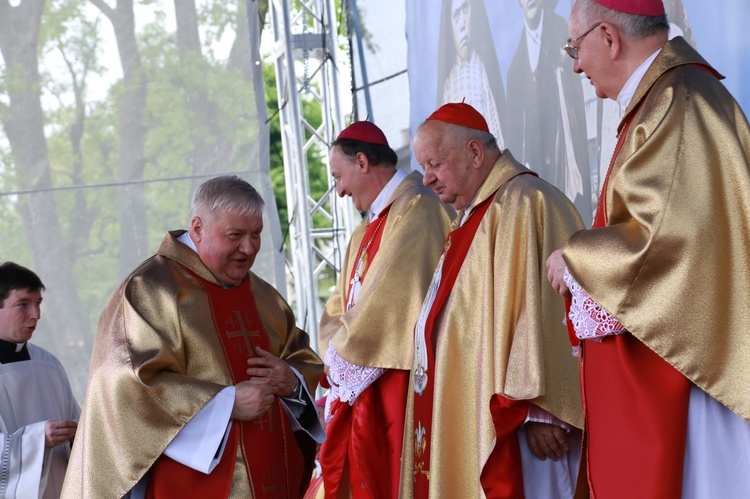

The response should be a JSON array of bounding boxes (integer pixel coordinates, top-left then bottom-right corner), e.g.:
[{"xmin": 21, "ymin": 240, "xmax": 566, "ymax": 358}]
[
  {"xmin": 573, "ymin": 59, "xmax": 582, "ymax": 74},
  {"xmin": 30, "ymin": 304, "xmax": 41, "ymax": 320},
  {"xmin": 239, "ymin": 237, "xmax": 258, "ymax": 255},
  {"xmin": 423, "ymin": 170, "xmax": 435, "ymax": 187}
]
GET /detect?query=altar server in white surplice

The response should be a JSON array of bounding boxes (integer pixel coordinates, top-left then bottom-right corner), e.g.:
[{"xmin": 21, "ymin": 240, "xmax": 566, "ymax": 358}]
[{"xmin": 0, "ymin": 262, "xmax": 80, "ymax": 499}]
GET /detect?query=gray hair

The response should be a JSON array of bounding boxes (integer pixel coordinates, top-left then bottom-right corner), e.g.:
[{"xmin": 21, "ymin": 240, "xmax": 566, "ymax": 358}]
[
  {"xmin": 576, "ymin": 0, "xmax": 669, "ymax": 39},
  {"xmin": 191, "ymin": 175, "xmax": 264, "ymax": 221},
  {"xmin": 417, "ymin": 120, "xmax": 500, "ymax": 152}
]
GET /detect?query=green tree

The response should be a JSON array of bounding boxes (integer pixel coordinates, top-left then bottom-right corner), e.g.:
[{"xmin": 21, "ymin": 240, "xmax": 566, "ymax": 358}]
[{"xmin": 263, "ymin": 59, "xmax": 331, "ymax": 250}]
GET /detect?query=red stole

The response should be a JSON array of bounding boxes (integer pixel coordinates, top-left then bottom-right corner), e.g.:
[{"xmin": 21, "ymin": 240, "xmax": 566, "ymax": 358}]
[
  {"xmin": 412, "ymin": 186, "xmax": 529, "ymax": 499},
  {"xmin": 580, "ymin": 103, "xmax": 691, "ymax": 498},
  {"xmin": 146, "ymin": 272, "xmax": 306, "ymax": 499},
  {"xmin": 320, "ymin": 208, "xmax": 409, "ymax": 499},
  {"xmin": 345, "ymin": 209, "xmax": 390, "ymax": 308}
]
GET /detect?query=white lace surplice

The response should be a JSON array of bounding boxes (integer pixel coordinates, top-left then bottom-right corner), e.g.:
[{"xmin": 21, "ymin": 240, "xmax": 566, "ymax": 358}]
[
  {"xmin": 324, "ymin": 342, "xmax": 384, "ymax": 423},
  {"xmin": 563, "ymin": 268, "xmax": 625, "ymax": 341}
]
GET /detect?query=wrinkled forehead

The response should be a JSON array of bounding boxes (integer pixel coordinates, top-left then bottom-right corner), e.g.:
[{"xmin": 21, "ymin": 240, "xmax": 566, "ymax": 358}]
[
  {"xmin": 413, "ymin": 123, "xmax": 446, "ymax": 160},
  {"xmin": 328, "ymin": 145, "xmax": 352, "ymax": 173}
]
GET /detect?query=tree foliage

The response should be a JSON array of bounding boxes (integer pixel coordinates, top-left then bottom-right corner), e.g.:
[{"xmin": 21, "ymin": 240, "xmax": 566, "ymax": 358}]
[{"xmin": 0, "ymin": 0, "xmax": 289, "ymax": 399}]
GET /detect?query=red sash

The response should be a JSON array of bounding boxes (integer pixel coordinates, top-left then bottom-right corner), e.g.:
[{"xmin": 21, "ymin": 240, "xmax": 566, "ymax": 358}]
[
  {"xmin": 147, "ymin": 272, "xmax": 306, "ymax": 499},
  {"xmin": 413, "ymin": 186, "xmax": 530, "ymax": 499},
  {"xmin": 580, "ymin": 103, "xmax": 690, "ymax": 498},
  {"xmin": 320, "ymin": 370, "xmax": 408, "ymax": 499},
  {"xmin": 321, "ymin": 208, "xmax": 408, "ymax": 498}
]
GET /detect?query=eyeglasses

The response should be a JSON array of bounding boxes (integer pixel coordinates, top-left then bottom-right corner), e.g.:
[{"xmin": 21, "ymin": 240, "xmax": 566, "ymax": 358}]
[{"xmin": 562, "ymin": 22, "xmax": 601, "ymax": 59}]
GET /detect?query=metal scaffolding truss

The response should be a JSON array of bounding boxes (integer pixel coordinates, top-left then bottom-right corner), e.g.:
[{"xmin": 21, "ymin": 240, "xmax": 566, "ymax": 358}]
[{"xmin": 269, "ymin": 0, "xmax": 357, "ymax": 346}]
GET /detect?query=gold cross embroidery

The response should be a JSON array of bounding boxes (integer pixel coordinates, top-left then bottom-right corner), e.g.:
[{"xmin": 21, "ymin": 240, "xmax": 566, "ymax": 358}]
[
  {"xmin": 262, "ymin": 461, "xmax": 283, "ymax": 495},
  {"xmin": 225, "ymin": 310, "xmax": 261, "ymax": 356}
]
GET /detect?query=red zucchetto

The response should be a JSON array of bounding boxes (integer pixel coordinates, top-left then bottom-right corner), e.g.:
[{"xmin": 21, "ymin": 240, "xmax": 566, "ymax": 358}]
[
  {"xmin": 593, "ymin": 0, "xmax": 665, "ymax": 16},
  {"xmin": 426, "ymin": 102, "xmax": 490, "ymax": 133},
  {"xmin": 336, "ymin": 121, "xmax": 390, "ymax": 147}
]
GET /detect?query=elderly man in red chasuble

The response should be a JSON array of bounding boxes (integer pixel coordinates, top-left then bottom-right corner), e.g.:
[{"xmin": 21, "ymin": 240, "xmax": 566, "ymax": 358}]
[{"xmin": 64, "ymin": 176, "xmax": 324, "ymax": 499}]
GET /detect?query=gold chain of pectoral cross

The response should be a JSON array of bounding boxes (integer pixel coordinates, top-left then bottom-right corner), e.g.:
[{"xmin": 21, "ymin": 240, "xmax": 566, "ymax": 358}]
[{"xmin": 349, "ymin": 215, "xmax": 386, "ymax": 289}]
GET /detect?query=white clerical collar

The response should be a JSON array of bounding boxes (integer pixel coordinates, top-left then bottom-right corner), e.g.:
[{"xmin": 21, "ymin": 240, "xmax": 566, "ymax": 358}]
[
  {"xmin": 15, "ymin": 341, "xmax": 25, "ymax": 353},
  {"xmin": 369, "ymin": 168, "xmax": 407, "ymax": 222},
  {"xmin": 177, "ymin": 231, "xmax": 198, "ymax": 252},
  {"xmin": 524, "ymin": 10, "xmax": 545, "ymax": 74},
  {"xmin": 459, "ymin": 190, "xmax": 482, "ymax": 226},
  {"xmin": 618, "ymin": 48, "xmax": 661, "ymax": 108}
]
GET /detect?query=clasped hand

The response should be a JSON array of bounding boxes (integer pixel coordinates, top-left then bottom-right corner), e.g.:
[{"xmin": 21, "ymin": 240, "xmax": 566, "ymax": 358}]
[{"xmin": 231, "ymin": 347, "xmax": 298, "ymax": 421}]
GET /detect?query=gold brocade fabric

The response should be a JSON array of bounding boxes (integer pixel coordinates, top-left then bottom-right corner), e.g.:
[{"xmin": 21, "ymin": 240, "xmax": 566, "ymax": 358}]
[
  {"xmin": 400, "ymin": 152, "xmax": 584, "ymax": 498},
  {"xmin": 565, "ymin": 37, "xmax": 750, "ymax": 423},
  {"xmin": 61, "ymin": 232, "xmax": 323, "ymax": 498},
  {"xmin": 319, "ymin": 171, "xmax": 454, "ymax": 369}
]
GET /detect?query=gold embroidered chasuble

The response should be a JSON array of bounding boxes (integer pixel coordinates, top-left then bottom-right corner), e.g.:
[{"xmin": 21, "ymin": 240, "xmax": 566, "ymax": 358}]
[
  {"xmin": 319, "ymin": 171, "xmax": 454, "ymax": 369},
  {"xmin": 564, "ymin": 37, "xmax": 750, "ymax": 423},
  {"xmin": 62, "ymin": 231, "xmax": 323, "ymax": 498},
  {"xmin": 400, "ymin": 152, "xmax": 584, "ymax": 498}
]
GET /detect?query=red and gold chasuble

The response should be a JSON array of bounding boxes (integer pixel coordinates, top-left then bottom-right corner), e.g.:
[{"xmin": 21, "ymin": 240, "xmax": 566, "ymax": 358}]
[
  {"xmin": 412, "ymin": 189, "xmax": 529, "ymax": 499},
  {"xmin": 578, "ymin": 102, "xmax": 691, "ymax": 499},
  {"xmin": 320, "ymin": 207, "xmax": 410, "ymax": 499},
  {"xmin": 147, "ymin": 270, "xmax": 306, "ymax": 499}
]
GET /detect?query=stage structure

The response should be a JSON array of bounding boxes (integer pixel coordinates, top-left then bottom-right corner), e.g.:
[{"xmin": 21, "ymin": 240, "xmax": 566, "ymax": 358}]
[{"xmin": 269, "ymin": 0, "xmax": 357, "ymax": 346}]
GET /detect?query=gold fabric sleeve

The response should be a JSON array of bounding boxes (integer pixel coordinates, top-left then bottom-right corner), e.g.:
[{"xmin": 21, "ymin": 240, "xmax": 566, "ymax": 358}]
[
  {"xmin": 62, "ymin": 232, "xmax": 322, "ymax": 498},
  {"xmin": 319, "ymin": 171, "xmax": 455, "ymax": 370},
  {"xmin": 400, "ymin": 153, "xmax": 584, "ymax": 498},
  {"xmin": 565, "ymin": 37, "xmax": 750, "ymax": 423}
]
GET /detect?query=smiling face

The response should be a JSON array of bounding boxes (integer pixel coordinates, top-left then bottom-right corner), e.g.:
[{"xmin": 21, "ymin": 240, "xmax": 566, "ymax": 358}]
[
  {"xmin": 191, "ymin": 209, "xmax": 263, "ymax": 286},
  {"xmin": 415, "ymin": 122, "xmax": 477, "ymax": 210},
  {"xmin": 329, "ymin": 145, "xmax": 372, "ymax": 212},
  {"xmin": 0, "ymin": 288, "xmax": 42, "ymax": 344},
  {"xmin": 451, "ymin": 0, "xmax": 472, "ymax": 60}
]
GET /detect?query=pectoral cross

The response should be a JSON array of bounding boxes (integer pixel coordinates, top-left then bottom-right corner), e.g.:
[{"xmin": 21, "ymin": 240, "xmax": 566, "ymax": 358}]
[{"xmin": 225, "ymin": 310, "xmax": 261, "ymax": 356}]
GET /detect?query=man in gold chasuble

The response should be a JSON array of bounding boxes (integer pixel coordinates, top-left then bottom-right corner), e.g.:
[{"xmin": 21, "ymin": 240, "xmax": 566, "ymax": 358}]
[
  {"xmin": 62, "ymin": 176, "xmax": 324, "ymax": 499},
  {"xmin": 317, "ymin": 121, "xmax": 453, "ymax": 498},
  {"xmin": 403, "ymin": 102, "xmax": 585, "ymax": 499}
]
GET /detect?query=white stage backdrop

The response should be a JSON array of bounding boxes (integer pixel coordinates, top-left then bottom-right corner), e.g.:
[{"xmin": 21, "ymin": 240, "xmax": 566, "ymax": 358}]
[{"xmin": 406, "ymin": 0, "xmax": 750, "ymax": 226}]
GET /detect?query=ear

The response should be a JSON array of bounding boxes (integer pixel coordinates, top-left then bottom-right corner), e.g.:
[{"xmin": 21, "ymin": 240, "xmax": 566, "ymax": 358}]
[
  {"xmin": 600, "ymin": 22, "xmax": 621, "ymax": 60},
  {"xmin": 189, "ymin": 216, "xmax": 203, "ymax": 243},
  {"xmin": 355, "ymin": 152, "xmax": 370, "ymax": 174},
  {"xmin": 467, "ymin": 139, "xmax": 484, "ymax": 170}
]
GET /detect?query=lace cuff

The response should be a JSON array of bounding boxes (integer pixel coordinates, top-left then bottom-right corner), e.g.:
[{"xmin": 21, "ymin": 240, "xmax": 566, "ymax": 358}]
[
  {"xmin": 324, "ymin": 342, "xmax": 384, "ymax": 422},
  {"xmin": 564, "ymin": 268, "xmax": 626, "ymax": 340}
]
